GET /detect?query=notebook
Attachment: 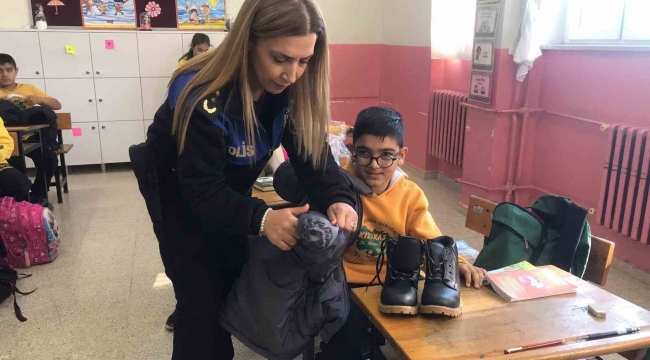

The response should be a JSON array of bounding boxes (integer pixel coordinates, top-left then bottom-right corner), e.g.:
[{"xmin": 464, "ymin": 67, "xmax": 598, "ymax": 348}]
[{"xmin": 487, "ymin": 265, "xmax": 577, "ymax": 302}]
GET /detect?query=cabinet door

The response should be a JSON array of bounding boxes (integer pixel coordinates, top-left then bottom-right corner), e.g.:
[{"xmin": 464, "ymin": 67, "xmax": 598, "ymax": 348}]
[
  {"xmin": 94, "ymin": 78, "xmax": 143, "ymax": 121},
  {"xmin": 89, "ymin": 33, "xmax": 140, "ymax": 78},
  {"xmin": 0, "ymin": 32, "xmax": 43, "ymax": 79},
  {"xmin": 141, "ymin": 77, "xmax": 169, "ymax": 119},
  {"xmin": 62, "ymin": 122, "xmax": 103, "ymax": 166},
  {"xmin": 182, "ymin": 32, "xmax": 226, "ymax": 53},
  {"xmin": 137, "ymin": 33, "xmax": 183, "ymax": 77},
  {"xmin": 45, "ymin": 79, "xmax": 98, "ymax": 123},
  {"xmin": 99, "ymin": 121, "xmax": 145, "ymax": 164},
  {"xmin": 39, "ymin": 32, "xmax": 94, "ymax": 79}
]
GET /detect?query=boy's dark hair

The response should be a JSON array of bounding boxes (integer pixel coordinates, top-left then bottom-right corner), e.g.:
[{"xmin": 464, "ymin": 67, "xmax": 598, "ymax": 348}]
[
  {"xmin": 353, "ymin": 106, "xmax": 404, "ymax": 147},
  {"xmin": 0, "ymin": 54, "xmax": 17, "ymax": 69}
]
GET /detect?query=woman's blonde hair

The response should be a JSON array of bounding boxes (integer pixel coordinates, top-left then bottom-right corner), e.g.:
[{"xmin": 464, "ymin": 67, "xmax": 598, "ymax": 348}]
[{"xmin": 171, "ymin": 0, "xmax": 330, "ymax": 166}]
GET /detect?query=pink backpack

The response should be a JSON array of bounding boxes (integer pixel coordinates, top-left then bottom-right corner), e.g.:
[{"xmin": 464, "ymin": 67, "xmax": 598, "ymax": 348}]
[{"xmin": 0, "ymin": 197, "xmax": 60, "ymax": 269}]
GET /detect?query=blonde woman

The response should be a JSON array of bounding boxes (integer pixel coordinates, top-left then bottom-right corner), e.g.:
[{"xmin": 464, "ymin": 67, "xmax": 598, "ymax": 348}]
[{"xmin": 142, "ymin": 0, "xmax": 358, "ymax": 358}]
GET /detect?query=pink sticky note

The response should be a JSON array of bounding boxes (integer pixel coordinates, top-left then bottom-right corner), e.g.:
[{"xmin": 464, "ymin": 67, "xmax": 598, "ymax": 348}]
[
  {"xmin": 105, "ymin": 40, "xmax": 115, "ymax": 50},
  {"xmin": 72, "ymin": 127, "xmax": 82, "ymax": 137}
]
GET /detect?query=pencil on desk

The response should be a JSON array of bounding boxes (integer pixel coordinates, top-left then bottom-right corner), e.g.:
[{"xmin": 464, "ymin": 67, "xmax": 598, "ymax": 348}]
[{"xmin": 504, "ymin": 339, "xmax": 565, "ymax": 354}]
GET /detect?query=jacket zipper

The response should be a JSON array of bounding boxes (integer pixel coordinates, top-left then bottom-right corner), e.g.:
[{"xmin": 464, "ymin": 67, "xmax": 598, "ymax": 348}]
[{"xmin": 492, "ymin": 220, "xmax": 536, "ymax": 250}]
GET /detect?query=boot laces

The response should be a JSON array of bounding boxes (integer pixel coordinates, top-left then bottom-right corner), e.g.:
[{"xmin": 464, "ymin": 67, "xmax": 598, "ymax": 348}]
[
  {"xmin": 366, "ymin": 239, "xmax": 423, "ymax": 290},
  {"xmin": 426, "ymin": 247, "xmax": 453, "ymax": 283}
]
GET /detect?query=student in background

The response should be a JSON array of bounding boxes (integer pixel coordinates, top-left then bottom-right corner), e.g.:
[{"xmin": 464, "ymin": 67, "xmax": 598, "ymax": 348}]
[
  {"xmin": 0, "ymin": 53, "xmax": 61, "ymax": 205},
  {"xmin": 177, "ymin": 33, "xmax": 211, "ymax": 68},
  {"xmin": 0, "ymin": 117, "xmax": 31, "ymax": 202}
]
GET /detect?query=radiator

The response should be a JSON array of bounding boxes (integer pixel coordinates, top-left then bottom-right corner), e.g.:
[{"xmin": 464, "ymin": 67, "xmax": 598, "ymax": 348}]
[
  {"xmin": 428, "ymin": 90, "xmax": 468, "ymax": 168},
  {"xmin": 598, "ymin": 125, "xmax": 650, "ymax": 244}
]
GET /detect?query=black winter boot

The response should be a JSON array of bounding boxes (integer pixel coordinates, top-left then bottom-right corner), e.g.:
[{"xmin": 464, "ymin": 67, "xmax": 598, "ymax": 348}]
[
  {"xmin": 420, "ymin": 236, "xmax": 462, "ymax": 317},
  {"xmin": 375, "ymin": 236, "xmax": 423, "ymax": 315}
]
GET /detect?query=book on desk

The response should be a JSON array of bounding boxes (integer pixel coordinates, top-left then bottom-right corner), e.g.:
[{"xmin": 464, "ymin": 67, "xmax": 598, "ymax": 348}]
[
  {"xmin": 487, "ymin": 264, "xmax": 577, "ymax": 302},
  {"xmin": 254, "ymin": 177, "xmax": 274, "ymax": 192}
]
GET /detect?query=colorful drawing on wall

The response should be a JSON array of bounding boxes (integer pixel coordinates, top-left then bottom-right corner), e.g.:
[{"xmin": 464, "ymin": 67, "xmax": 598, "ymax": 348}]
[
  {"xmin": 176, "ymin": 0, "xmax": 226, "ymax": 30},
  {"xmin": 81, "ymin": 0, "xmax": 137, "ymax": 28},
  {"xmin": 31, "ymin": 0, "xmax": 82, "ymax": 26}
]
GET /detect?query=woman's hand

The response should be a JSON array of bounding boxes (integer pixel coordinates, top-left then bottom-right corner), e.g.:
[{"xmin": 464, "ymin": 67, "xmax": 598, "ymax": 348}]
[
  {"xmin": 263, "ymin": 204, "xmax": 310, "ymax": 251},
  {"xmin": 327, "ymin": 202, "xmax": 358, "ymax": 233}
]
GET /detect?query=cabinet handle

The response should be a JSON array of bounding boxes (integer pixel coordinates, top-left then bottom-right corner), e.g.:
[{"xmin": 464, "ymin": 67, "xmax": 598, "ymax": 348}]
[
  {"xmin": 86, "ymin": 71, "xmax": 90, "ymax": 74},
  {"xmin": 96, "ymin": 71, "xmax": 100, "ymax": 74},
  {"xmin": 92, "ymin": 126, "xmax": 96, "ymax": 130},
  {"xmin": 88, "ymin": 99, "xmax": 93, "ymax": 102},
  {"xmin": 35, "ymin": 71, "xmax": 40, "ymax": 75},
  {"xmin": 101, "ymin": 126, "xmax": 106, "ymax": 129},
  {"xmin": 98, "ymin": 99, "xmax": 103, "ymax": 102}
]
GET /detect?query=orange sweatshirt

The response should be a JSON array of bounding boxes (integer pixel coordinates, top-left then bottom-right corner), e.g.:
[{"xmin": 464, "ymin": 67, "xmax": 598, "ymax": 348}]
[{"xmin": 342, "ymin": 163, "xmax": 468, "ymax": 284}]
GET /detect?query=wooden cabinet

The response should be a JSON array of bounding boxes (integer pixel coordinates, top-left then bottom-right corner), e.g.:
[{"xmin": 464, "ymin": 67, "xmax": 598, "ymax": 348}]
[
  {"xmin": 98, "ymin": 121, "xmax": 145, "ymax": 164},
  {"xmin": 63, "ymin": 123, "xmax": 103, "ymax": 166},
  {"xmin": 94, "ymin": 78, "xmax": 143, "ymax": 121},
  {"xmin": 39, "ymin": 32, "xmax": 94, "ymax": 79},
  {"xmin": 140, "ymin": 77, "xmax": 169, "ymax": 120},
  {"xmin": 0, "ymin": 32, "xmax": 43, "ymax": 79},
  {"xmin": 137, "ymin": 33, "xmax": 183, "ymax": 77},
  {"xmin": 89, "ymin": 33, "xmax": 140, "ymax": 78},
  {"xmin": 45, "ymin": 79, "xmax": 98, "ymax": 123}
]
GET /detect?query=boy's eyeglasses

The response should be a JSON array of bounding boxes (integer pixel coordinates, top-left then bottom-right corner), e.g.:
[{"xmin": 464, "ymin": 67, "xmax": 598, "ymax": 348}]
[{"xmin": 353, "ymin": 150, "xmax": 401, "ymax": 168}]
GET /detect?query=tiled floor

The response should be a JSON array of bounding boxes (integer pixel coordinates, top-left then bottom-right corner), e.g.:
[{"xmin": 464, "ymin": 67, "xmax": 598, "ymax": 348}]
[{"xmin": 1, "ymin": 166, "xmax": 649, "ymax": 360}]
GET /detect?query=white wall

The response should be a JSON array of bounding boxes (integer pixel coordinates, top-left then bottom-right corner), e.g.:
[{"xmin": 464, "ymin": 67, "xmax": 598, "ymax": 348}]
[
  {"xmin": 319, "ymin": 0, "xmax": 382, "ymax": 44},
  {"xmin": 1, "ymin": 0, "xmax": 32, "ymax": 29},
  {"xmin": 381, "ymin": 0, "xmax": 431, "ymax": 47}
]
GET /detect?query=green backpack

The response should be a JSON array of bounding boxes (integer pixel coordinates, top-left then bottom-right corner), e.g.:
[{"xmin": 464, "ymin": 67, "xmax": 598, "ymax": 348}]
[{"xmin": 473, "ymin": 195, "xmax": 591, "ymax": 278}]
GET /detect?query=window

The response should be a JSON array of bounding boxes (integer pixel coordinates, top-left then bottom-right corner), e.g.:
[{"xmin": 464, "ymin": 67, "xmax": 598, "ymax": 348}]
[{"xmin": 566, "ymin": 0, "xmax": 650, "ymax": 43}]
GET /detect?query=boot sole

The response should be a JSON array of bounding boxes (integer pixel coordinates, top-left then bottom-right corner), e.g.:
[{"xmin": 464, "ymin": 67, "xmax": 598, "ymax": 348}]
[
  {"xmin": 379, "ymin": 303, "xmax": 419, "ymax": 315},
  {"xmin": 419, "ymin": 300, "xmax": 463, "ymax": 317}
]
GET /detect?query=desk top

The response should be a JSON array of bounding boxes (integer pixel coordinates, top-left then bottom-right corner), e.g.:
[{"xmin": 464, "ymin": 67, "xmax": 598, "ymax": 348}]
[
  {"xmin": 252, "ymin": 188, "xmax": 291, "ymax": 209},
  {"xmin": 6, "ymin": 124, "xmax": 49, "ymax": 132},
  {"xmin": 352, "ymin": 266, "xmax": 650, "ymax": 360}
]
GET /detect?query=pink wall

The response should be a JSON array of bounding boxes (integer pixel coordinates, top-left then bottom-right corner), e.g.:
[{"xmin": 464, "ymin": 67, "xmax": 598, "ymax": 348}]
[
  {"xmin": 329, "ymin": 44, "xmax": 381, "ymax": 125},
  {"xmin": 530, "ymin": 50, "xmax": 650, "ymax": 272},
  {"xmin": 379, "ymin": 45, "xmax": 432, "ymax": 171},
  {"xmin": 458, "ymin": 48, "xmax": 650, "ymax": 272}
]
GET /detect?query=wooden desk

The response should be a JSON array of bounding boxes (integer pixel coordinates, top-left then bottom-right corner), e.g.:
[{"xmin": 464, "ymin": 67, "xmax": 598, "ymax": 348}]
[
  {"xmin": 252, "ymin": 188, "xmax": 291, "ymax": 209},
  {"xmin": 352, "ymin": 266, "xmax": 650, "ymax": 360}
]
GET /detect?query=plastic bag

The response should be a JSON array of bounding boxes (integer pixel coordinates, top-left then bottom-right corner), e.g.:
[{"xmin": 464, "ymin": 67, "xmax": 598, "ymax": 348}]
[{"xmin": 328, "ymin": 121, "xmax": 350, "ymax": 166}]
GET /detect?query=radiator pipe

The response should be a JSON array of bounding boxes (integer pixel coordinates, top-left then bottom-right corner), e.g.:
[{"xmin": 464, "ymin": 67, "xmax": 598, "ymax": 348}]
[
  {"xmin": 456, "ymin": 179, "xmax": 595, "ymax": 214},
  {"xmin": 544, "ymin": 110, "xmax": 610, "ymax": 129}
]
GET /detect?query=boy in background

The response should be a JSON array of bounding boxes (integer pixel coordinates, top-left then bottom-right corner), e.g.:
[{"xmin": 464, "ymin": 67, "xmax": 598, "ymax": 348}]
[
  {"xmin": 317, "ymin": 107, "xmax": 487, "ymax": 360},
  {"xmin": 0, "ymin": 53, "xmax": 62, "ymax": 205}
]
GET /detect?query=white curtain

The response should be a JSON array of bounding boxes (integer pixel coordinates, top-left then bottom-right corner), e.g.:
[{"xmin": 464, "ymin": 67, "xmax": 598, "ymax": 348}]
[{"xmin": 431, "ymin": 0, "xmax": 477, "ymax": 60}]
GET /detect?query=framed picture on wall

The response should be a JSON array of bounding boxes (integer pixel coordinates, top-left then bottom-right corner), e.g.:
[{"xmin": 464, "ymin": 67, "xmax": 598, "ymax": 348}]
[
  {"xmin": 472, "ymin": 39, "xmax": 495, "ymax": 71},
  {"xmin": 176, "ymin": 0, "xmax": 226, "ymax": 30},
  {"xmin": 80, "ymin": 0, "xmax": 137, "ymax": 28},
  {"xmin": 469, "ymin": 71, "xmax": 492, "ymax": 104},
  {"xmin": 474, "ymin": 6, "xmax": 499, "ymax": 38}
]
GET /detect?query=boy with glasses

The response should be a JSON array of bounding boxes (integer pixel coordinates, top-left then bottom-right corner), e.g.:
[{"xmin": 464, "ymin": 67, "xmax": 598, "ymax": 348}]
[{"xmin": 317, "ymin": 107, "xmax": 486, "ymax": 360}]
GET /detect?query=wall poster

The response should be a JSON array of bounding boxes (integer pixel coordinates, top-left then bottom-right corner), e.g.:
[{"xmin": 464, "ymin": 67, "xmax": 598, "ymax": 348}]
[
  {"xmin": 80, "ymin": 0, "xmax": 137, "ymax": 28},
  {"xmin": 176, "ymin": 0, "xmax": 226, "ymax": 30}
]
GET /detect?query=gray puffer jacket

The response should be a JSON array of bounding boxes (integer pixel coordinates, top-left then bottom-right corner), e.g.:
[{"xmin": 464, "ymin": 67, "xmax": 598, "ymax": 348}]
[{"xmin": 219, "ymin": 161, "xmax": 371, "ymax": 360}]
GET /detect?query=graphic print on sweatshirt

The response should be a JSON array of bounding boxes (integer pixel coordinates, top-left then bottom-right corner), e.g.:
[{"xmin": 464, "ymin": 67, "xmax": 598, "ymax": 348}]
[{"xmin": 350, "ymin": 218, "xmax": 399, "ymax": 264}]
